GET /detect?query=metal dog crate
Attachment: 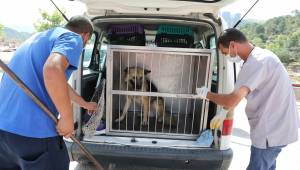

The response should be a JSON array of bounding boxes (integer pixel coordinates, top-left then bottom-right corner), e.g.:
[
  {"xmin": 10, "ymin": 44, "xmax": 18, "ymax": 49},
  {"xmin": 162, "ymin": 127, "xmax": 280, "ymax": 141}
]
[{"xmin": 106, "ymin": 45, "xmax": 213, "ymax": 139}]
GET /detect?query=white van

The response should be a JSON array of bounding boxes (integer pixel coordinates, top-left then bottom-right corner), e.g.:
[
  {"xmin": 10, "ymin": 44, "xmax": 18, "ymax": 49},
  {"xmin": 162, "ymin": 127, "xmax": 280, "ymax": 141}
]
[{"xmin": 66, "ymin": 0, "xmax": 238, "ymax": 169}]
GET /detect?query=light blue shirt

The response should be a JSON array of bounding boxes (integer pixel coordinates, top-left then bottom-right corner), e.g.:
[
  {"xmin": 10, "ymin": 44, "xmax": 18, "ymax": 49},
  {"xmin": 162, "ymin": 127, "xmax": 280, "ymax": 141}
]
[
  {"xmin": 0, "ymin": 27, "xmax": 83, "ymax": 138},
  {"xmin": 235, "ymin": 47, "xmax": 299, "ymax": 149}
]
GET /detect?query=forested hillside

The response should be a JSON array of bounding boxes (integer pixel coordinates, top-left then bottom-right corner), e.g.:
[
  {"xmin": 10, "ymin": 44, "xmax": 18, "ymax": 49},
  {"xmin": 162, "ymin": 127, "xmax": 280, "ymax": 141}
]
[
  {"xmin": 239, "ymin": 10, "xmax": 300, "ymax": 64},
  {"xmin": 3, "ymin": 27, "xmax": 31, "ymax": 42}
]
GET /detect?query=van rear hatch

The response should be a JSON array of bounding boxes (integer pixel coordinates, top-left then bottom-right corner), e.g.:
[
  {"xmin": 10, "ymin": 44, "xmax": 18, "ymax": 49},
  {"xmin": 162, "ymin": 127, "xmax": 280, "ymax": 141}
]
[{"xmin": 79, "ymin": 0, "xmax": 238, "ymax": 16}]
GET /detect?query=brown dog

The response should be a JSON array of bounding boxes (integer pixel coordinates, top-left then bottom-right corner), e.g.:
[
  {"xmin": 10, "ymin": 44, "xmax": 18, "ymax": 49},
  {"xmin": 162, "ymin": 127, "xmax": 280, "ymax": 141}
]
[{"xmin": 115, "ymin": 67, "xmax": 165, "ymax": 125}]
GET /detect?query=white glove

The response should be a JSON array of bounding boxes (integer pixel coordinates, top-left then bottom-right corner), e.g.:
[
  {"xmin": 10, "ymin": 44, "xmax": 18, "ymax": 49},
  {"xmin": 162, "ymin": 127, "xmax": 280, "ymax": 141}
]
[
  {"xmin": 195, "ymin": 86, "xmax": 209, "ymax": 99},
  {"xmin": 210, "ymin": 108, "xmax": 228, "ymax": 129}
]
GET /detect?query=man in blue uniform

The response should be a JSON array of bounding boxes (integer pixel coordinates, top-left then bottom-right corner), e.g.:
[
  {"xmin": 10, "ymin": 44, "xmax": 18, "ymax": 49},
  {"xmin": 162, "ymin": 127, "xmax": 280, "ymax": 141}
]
[{"xmin": 0, "ymin": 15, "xmax": 96, "ymax": 170}]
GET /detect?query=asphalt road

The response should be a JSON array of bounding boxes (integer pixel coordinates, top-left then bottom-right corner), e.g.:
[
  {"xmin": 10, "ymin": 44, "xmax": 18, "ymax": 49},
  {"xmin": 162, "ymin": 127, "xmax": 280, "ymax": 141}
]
[{"xmin": 229, "ymin": 100, "xmax": 300, "ymax": 170}]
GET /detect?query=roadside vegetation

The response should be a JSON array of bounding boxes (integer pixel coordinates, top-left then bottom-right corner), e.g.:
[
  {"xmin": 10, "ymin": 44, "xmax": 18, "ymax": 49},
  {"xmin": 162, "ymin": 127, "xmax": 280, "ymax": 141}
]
[
  {"xmin": 34, "ymin": 9, "xmax": 66, "ymax": 32},
  {"xmin": 240, "ymin": 10, "xmax": 300, "ymax": 64},
  {"xmin": 0, "ymin": 23, "xmax": 3, "ymax": 38},
  {"xmin": 239, "ymin": 10, "xmax": 300, "ymax": 83}
]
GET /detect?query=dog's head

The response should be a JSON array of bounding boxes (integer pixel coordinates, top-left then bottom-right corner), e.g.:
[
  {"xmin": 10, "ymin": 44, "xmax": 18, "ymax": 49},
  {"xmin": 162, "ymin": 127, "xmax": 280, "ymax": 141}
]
[{"xmin": 124, "ymin": 67, "xmax": 151, "ymax": 90}]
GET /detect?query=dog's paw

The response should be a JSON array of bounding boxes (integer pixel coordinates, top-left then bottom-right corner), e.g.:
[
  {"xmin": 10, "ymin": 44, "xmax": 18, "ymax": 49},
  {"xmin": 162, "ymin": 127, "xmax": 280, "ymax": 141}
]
[
  {"xmin": 115, "ymin": 118, "xmax": 121, "ymax": 123},
  {"xmin": 142, "ymin": 119, "xmax": 148, "ymax": 126}
]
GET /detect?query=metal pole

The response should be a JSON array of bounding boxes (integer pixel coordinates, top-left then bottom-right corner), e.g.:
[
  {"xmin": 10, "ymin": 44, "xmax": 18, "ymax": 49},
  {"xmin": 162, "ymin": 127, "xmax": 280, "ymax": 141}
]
[
  {"xmin": 0, "ymin": 59, "xmax": 105, "ymax": 170},
  {"xmin": 49, "ymin": 0, "xmax": 69, "ymax": 22}
]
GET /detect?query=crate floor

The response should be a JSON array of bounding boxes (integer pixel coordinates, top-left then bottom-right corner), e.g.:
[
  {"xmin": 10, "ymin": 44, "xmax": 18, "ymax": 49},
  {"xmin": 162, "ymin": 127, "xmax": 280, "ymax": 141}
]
[{"xmin": 112, "ymin": 112, "xmax": 200, "ymax": 134}]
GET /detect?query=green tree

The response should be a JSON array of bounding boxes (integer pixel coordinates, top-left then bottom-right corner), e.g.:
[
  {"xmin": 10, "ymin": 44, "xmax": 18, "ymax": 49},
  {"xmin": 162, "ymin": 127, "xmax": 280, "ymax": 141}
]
[
  {"xmin": 241, "ymin": 12, "xmax": 300, "ymax": 64},
  {"xmin": 0, "ymin": 23, "xmax": 3, "ymax": 39},
  {"xmin": 34, "ymin": 9, "xmax": 66, "ymax": 32}
]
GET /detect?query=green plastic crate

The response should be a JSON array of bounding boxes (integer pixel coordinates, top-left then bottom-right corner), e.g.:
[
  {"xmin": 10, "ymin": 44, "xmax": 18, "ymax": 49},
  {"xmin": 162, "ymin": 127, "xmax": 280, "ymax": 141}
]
[{"xmin": 157, "ymin": 25, "xmax": 194, "ymax": 36}]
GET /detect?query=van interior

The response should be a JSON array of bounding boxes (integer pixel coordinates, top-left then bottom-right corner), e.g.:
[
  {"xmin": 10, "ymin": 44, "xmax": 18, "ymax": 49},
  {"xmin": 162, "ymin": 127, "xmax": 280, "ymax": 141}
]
[{"xmin": 79, "ymin": 16, "xmax": 219, "ymax": 146}]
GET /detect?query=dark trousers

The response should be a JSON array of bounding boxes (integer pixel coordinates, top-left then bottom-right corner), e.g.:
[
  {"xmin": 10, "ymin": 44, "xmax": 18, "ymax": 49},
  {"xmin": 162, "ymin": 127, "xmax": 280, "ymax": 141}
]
[{"xmin": 0, "ymin": 129, "xmax": 69, "ymax": 170}]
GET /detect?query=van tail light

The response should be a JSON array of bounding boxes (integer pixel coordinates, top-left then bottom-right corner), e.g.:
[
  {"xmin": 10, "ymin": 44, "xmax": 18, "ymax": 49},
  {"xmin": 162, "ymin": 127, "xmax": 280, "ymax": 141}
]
[
  {"xmin": 220, "ymin": 118, "xmax": 233, "ymax": 150},
  {"xmin": 222, "ymin": 119, "xmax": 233, "ymax": 136}
]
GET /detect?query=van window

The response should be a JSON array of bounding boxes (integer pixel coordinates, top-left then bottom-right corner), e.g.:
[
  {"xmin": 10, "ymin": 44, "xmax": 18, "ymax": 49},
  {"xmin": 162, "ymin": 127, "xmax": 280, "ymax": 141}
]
[
  {"xmin": 209, "ymin": 36, "xmax": 218, "ymax": 85},
  {"xmin": 209, "ymin": 36, "xmax": 216, "ymax": 49},
  {"xmin": 99, "ymin": 41, "xmax": 107, "ymax": 71},
  {"xmin": 83, "ymin": 33, "xmax": 96, "ymax": 68}
]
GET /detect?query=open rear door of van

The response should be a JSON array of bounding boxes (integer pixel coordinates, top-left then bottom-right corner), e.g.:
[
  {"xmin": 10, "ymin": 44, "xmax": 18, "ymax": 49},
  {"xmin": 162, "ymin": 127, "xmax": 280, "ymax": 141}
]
[{"xmin": 79, "ymin": 0, "xmax": 238, "ymax": 17}]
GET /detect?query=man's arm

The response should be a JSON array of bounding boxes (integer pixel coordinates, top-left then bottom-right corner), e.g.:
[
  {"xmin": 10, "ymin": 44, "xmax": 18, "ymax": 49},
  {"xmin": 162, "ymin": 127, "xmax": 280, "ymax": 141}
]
[
  {"xmin": 43, "ymin": 52, "xmax": 73, "ymax": 138},
  {"xmin": 196, "ymin": 86, "xmax": 250, "ymax": 129},
  {"xmin": 68, "ymin": 85, "xmax": 86, "ymax": 106},
  {"xmin": 68, "ymin": 85, "xmax": 97, "ymax": 111},
  {"xmin": 207, "ymin": 86, "xmax": 250, "ymax": 109}
]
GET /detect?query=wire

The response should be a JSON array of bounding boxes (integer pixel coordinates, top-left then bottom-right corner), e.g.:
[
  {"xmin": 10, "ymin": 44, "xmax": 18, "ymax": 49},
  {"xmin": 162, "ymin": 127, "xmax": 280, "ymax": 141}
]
[
  {"xmin": 233, "ymin": 0, "xmax": 260, "ymax": 28},
  {"xmin": 49, "ymin": 0, "xmax": 69, "ymax": 22}
]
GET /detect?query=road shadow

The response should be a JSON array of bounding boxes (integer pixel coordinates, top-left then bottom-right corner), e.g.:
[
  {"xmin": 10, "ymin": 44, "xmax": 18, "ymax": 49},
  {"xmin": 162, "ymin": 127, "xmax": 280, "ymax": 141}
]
[{"xmin": 232, "ymin": 128, "xmax": 250, "ymax": 139}]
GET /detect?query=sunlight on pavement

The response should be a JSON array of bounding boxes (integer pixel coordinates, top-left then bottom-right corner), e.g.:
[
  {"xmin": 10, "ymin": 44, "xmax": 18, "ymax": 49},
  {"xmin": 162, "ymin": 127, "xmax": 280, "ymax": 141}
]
[
  {"xmin": 70, "ymin": 162, "xmax": 78, "ymax": 170},
  {"xmin": 229, "ymin": 100, "xmax": 300, "ymax": 170}
]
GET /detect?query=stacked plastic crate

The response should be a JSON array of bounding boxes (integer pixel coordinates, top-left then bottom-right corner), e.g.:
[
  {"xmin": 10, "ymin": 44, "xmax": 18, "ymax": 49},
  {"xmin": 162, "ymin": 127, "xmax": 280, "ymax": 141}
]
[
  {"xmin": 155, "ymin": 25, "xmax": 194, "ymax": 48},
  {"xmin": 107, "ymin": 24, "xmax": 145, "ymax": 46}
]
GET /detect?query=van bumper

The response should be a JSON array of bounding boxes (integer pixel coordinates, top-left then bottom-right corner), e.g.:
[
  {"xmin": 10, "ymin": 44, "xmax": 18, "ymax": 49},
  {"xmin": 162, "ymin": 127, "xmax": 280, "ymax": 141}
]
[{"xmin": 65, "ymin": 140, "xmax": 232, "ymax": 170}]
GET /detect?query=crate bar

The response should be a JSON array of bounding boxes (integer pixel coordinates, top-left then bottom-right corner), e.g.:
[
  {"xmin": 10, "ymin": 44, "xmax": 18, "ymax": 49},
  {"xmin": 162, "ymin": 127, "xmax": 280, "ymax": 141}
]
[
  {"xmin": 133, "ymin": 52, "xmax": 137, "ymax": 131},
  {"xmin": 106, "ymin": 49, "xmax": 113, "ymax": 134},
  {"xmin": 169, "ymin": 96, "xmax": 174, "ymax": 133},
  {"xmin": 111, "ymin": 90, "xmax": 199, "ymax": 99},
  {"xmin": 126, "ymin": 51, "xmax": 130, "ymax": 130},
  {"xmin": 107, "ymin": 130, "xmax": 199, "ymax": 140},
  {"xmin": 162, "ymin": 97, "xmax": 166, "ymax": 133},
  {"xmin": 176, "ymin": 55, "xmax": 185, "ymax": 133},
  {"xmin": 108, "ymin": 46, "xmax": 211, "ymax": 60},
  {"xmin": 118, "ymin": 51, "xmax": 122, "ymax": 130},
  {"xmin": 199, "ymin": 53, "xmax": 212, "ymax": 132},
  {"xmin": 148, "ymin": 53, "xmax": 154, "ymax": 131},
  {"xmin": 118, "ymin": 50, "xmax": 210, "ymax": 60},
  {"xmin": 109, "ymin": 45, "xmax": 211, "ymax": 53},
  {"xmin": 191, "ymin": 55, "xmax": 201, "ymax": 134},
  {"xmin": 203, "ymin": 52, "xmax": 214, "ymax": 130},
  {"xmin": 155, "ymin": 53, "xmax": 162, "ymax": 132},
  {"xmin": 183, "ymin": 55, "xmax": 193, "ymax": 134},
  {"xmin": 140, "ymin": 53, "xmax": 146, "ymax": 131},
  {"xmin": 203, "ymin": 53, "xmax": 213, "ymax": 130},
  {"xmin": 166, "ymin": 54, "xmax": 172, "ymax": 133},
  {"xmin": 163, "ymin": 54, "xmax": 169, "ymax": 133}
]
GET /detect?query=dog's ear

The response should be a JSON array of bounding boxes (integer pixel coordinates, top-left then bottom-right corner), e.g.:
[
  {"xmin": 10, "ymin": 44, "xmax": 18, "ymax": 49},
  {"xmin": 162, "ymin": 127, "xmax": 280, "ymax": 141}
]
[{"xmin": 144, "ymin": 69, "xmax": 151, "ymax": 75}]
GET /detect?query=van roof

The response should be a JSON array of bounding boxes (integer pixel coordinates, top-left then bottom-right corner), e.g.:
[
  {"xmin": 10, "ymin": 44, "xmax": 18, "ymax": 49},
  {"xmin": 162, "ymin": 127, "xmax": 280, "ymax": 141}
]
[{"xmin": 79, "ymin": 0, "xmax": 238, "ymax": 17}]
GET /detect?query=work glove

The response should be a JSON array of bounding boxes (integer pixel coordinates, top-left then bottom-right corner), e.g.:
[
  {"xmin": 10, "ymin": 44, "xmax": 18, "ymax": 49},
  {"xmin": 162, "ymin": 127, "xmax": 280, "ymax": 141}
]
[
  {"xmin": 210, "ymin": 108, "xmax": 228, "ymax": 129},
  {"xmin": 195, "ymin": 86, "xmax": 209, "ymax": 100}
]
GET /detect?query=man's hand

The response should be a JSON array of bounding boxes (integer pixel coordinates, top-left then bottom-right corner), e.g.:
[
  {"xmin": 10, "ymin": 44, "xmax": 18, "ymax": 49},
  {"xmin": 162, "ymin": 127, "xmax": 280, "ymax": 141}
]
[
  {"xmin": 56, "ymin": 116, "xmax": 74, "ymax": 138},
  {"xmin": 83, "ymin": 102, "xmax": 98, "ymax": 115},
  {"xmin": 195, "ymin": 86, "xmax": 209, "ymax": 99},
  {"xmin": 210, "ymin": 108, "xmax": 228, "ymax": 129}
]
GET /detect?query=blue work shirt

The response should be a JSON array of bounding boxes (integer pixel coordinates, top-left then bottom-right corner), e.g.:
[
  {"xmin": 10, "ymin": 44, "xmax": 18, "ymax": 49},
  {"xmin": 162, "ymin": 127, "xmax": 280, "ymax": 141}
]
[{"xmin": 0, "ymin": 27, "xmax": 83, "ymax": 138}]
